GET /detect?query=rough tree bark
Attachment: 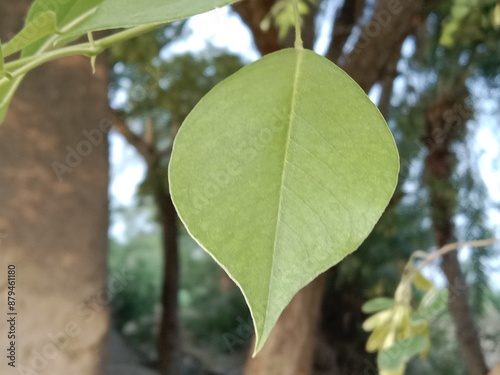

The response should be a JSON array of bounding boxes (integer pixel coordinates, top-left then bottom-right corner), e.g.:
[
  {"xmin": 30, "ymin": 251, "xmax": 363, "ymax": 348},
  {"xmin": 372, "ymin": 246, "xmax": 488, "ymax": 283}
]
[
  {"xmin": 232, "ymin": 1, "xmax": 426, "ymax": 374},
  {"xmin": 424, "ymin": 96, "xmax": 489, "ymax": 375},
  {"xmin": 0, "ymin": 2, "xmax": 110, "ymax": 375}
]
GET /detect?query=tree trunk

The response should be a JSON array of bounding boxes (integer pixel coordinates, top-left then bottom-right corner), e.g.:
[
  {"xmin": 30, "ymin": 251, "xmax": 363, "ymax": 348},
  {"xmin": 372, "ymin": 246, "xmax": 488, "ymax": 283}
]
[
  {"xmin": 244, "ymin": 275, "xmax": 326, "ymax": 375},
  {"xmin": 0, "ymin": 3, "xmax": 110, "ymax": 375},
  {"xmin": 113, "ymin": 116, "xmax": 182, "ymax": 374},
  {"xmin": 156, "ymin": 185, "xmax": 181, "ymax": 375},
  {"xmin": 424, "ymin": 98, "xmax": 488, "ymax": 375}
]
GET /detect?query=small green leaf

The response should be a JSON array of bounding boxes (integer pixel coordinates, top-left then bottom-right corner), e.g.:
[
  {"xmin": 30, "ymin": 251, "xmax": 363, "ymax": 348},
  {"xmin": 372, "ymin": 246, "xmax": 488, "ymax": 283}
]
[
  {"xmin": 367, "ymin": 324, "xmax": 392, "ymax": 353},
  {"xmin": 362, "ymin": 297, "xmax": 396, "ymax": 313},
  {"xmin": 1, "ymin": 11, "xmax": 58, "ymax": 57},
  {"xmin": 169, "ymin": 48, "xmax": 399, "ymax": 354},
  {"xmin": 363, "ymin": 309, "xmax": 393, "ymax": 332},
  {"xmin": 378, "ymin": 335, "xmax": 428, "ymax": 370},
  {"xmin": 413, "ymin": 271, "xmax": 432, "ymax": 291}
]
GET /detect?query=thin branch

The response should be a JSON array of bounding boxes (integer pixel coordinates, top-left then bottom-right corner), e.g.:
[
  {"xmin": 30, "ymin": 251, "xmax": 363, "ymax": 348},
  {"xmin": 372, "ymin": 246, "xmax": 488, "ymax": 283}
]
[
  {"xmin": 113, "ymin": 115, "xmax": 152, "ymax": 161},
  {"xmin": 326, "ymin": 0, "xmax": 361, "ymax": 62},
  {"xmin": 293, "ymin": 0, "xmax": 303, "ymax": 49},
  {"xmin": 414, "ymin": 238, "xmax": 499, "ymax": 272}
]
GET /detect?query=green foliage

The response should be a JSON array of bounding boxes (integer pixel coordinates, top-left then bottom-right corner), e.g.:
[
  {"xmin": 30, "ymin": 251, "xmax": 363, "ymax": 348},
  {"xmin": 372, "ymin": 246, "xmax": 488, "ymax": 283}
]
[
  {"xmin": 362, "ymin": 260, "xmax": 448, "ymax": 375},
  {"xmin": 109, "ymin": 233, "xmax": 163, "ymax": 354},
  {"xmin": 169, "ymin": 47, "xmax": 399, "ymax": 353},
  {"xmin": 362, "ymin": 298, "xmax": 396, "ymax": 314},
  {"xmin": 378, "ymin": 335, "xmax": 429, "ymax": 373},
  {"xmin": 8, "ymin": 0, "xmax": 240, "ymax": 54},
  {"xmin": 0, "ymin": 0, "xmax": 241, "ymax": 124},
  {"xmin": 441, "ymin": 0, "xmax": 500, "ymax": 47},
  {"xmin": 261, "ymin": 0, "xmax": 315, "ymax": 40}
]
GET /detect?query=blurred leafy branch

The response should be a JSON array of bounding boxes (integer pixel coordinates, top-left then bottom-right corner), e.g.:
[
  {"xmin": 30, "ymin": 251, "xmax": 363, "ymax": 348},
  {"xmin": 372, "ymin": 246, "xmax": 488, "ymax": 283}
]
[
  {"xmin": 441, "ymin": 0, "xmax": 500, "ymax": 47},
  {"xmin": 363, "ymin": 238, "xmax": 498, "ymax": 375}
]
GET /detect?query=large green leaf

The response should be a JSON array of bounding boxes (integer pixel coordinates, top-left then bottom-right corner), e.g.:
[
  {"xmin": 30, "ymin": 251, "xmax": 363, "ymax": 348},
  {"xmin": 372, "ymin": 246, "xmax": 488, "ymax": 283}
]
[
  {"xmin": 169, "ymin": 48, "xmax": 399, "ymax": 353},
  {"xmin": 68, "ymin": 0, "xmax": 241, "ymax": 35}
]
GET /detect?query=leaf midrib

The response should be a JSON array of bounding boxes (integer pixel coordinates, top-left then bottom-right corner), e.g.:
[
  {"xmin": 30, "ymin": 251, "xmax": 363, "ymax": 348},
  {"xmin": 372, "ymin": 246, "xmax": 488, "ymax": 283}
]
[{"xmin": 262, "ymin": 49, "xmax": 304, "ymax": 338}]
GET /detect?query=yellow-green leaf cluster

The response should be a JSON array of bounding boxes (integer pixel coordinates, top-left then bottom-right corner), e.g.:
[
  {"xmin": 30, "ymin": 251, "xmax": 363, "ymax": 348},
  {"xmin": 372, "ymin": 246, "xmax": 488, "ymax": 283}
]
[
  {"xmin": 362, "ymin": 270, "xmax": 436, "ymax": 374},
  {"xmin": 261, "ymin": 0, "xmax": 315, "ymax": 40}
]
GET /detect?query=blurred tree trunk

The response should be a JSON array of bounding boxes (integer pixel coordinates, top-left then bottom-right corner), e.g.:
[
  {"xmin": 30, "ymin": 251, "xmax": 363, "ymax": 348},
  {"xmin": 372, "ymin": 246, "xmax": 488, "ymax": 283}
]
[
  {"xmin": 244, "ymin": 276, "xmax": 326, "ymax": 375},
  {"xmin": 233, "ymin": 1, "xmax": 426, "ymax": 373},
  {"xmin": 424, "ymin": 96, "xmax": 488, "ymax": 375},
  {"xmin": 113, "ymin": 119, "xmax": 181, "ymax": 375},
  {"xmin": 0, "ymin": 3, "xmax": 110, "ymax": 375},
  {"xmin": 156, "ymin": 185, "xmax": 181, "ymax": 375}
]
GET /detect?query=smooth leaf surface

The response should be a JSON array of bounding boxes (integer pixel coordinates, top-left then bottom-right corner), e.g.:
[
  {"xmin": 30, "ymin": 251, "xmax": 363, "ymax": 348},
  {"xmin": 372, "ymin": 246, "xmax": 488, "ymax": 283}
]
[
  {"xmin": 69, "ymin": 0, "xmax": 241, "ymax": 35},
  {"xmin": 169, "ymin": 48, "xmax": 399, "ymax": 353}
]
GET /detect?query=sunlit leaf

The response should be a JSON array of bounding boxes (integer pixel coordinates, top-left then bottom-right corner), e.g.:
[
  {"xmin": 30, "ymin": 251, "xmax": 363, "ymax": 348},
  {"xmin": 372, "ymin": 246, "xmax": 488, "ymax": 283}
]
[{"xmin": 169, "ymin": 48, "xmax": 399, "ymax": 354}]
